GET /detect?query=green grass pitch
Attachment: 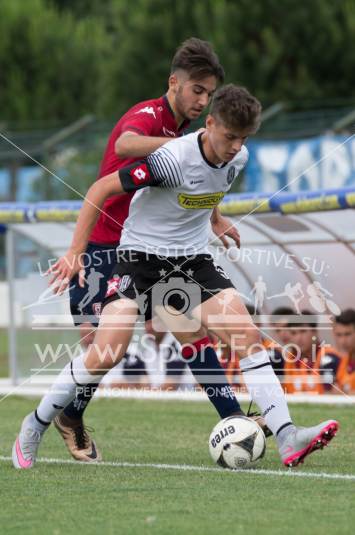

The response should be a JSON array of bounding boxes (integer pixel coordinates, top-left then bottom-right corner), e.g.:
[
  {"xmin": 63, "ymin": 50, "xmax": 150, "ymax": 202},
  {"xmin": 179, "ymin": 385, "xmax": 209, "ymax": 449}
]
[{"xmin": 0, "ymin": 397, "xmax": 354, "ymax": 534}]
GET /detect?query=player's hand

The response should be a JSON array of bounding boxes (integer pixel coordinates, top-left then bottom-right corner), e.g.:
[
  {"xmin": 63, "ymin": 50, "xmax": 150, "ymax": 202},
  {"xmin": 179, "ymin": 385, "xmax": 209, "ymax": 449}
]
[
  {"xmin": 46, "ymin": 249, "xmax": 85, "ymax": 295},
  {"xmin": 211, "ymin": 214, "xmax": 240, "ymax": 249}
]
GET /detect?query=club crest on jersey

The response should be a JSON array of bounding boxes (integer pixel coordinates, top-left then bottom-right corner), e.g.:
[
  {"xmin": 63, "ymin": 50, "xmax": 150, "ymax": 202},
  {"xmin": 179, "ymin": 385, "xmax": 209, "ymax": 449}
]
[
  {"xmin": 178, "ymin": 192, "xmax": 225, "ymax": 209},
  {"xmin": 92, "ymin": 302, "xmax": 102, "ymax": 317},
  {"xmin": 227, "ymin": 166, "xmax": 236, "ymax": 185},
  {"xmin": 130, "ymin": 163, "xmax": 150, "ymax": 186},
  {"xmin": 135, "ymin": 106, "xmax": 156, "ymax": 118},
  {"xmin": 118, "ymin": 275, "xmax": 132, "ymax": 292}
]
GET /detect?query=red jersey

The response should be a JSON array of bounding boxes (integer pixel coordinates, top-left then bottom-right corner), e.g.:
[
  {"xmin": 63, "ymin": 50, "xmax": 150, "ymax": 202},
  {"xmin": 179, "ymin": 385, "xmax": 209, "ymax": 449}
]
[{"xmin": 89, "ymin": 95, "xmax": 189, "ymax": 245}]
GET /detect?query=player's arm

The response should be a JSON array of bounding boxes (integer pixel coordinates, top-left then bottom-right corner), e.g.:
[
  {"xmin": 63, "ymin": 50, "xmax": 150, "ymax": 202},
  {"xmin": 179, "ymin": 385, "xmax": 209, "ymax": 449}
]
[
  {"xmin": 48, "ymin": 155, "xmax": 174, "ymax": 293},
  {"xmin": 70, "ymin": 173, "xmax": 124, "ymax": 256},
  {"xmin": 115, "ymin": 131, "xmax": 174, "ymax": 158},
  {"xmin": 210, "ymin": 206, "xmax": 240, "ymax": 249},
  {"xmin": 47, "ymin": 172, "xmax": 124, "ymax": 293}
]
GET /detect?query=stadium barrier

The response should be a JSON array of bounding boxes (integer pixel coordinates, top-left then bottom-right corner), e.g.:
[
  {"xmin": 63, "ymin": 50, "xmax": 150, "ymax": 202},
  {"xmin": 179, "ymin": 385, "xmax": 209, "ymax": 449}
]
[
  {"xmin": 0, "ymin": 378, "xmax": 354, "ymax": 404},
  {"xmin": 1, "ymin": 185, "xmax": 355, "ymax": 224},
  {"xmin": 1, "ymin": 191, "xmax": 354, "ymax": 403}
]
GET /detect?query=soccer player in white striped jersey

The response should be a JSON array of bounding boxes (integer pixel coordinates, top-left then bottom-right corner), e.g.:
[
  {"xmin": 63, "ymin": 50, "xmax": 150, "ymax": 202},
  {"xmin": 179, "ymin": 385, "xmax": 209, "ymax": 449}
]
[{"xmin": 13, "ymin": 85, "xmax": 338, "ymax": 469}]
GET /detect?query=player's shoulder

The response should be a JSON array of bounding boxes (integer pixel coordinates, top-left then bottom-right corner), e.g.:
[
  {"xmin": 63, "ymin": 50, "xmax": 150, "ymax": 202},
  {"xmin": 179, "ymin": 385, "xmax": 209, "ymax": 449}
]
[
  {"xmin": 231, "ymin": 144, "xmax": 249, "ymax": 168},
  {"xmin": 161, "ymin": 131, "xmax": 198, "ymax": 152},
  {"xmin": 125, "ymin": 96, "xmax": 164, "ymax": 120},
  {"xmin": 152, "ymin": 132, "xmax": 198, "ymax": 162}
]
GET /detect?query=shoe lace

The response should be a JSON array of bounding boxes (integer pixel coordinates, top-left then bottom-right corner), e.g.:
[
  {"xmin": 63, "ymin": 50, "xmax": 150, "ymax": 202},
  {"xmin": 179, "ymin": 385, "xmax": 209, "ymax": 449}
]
[
  {"xmin": 73, "ymin": 424, "xmax": 94, "ymax": 450},
  {"xmin": 246, "ymin": 401, "xmax": 273, "ymax": 437},
  {"xmin": 246, "ymin": 399, "xmax": 260, "ymax": 419}
]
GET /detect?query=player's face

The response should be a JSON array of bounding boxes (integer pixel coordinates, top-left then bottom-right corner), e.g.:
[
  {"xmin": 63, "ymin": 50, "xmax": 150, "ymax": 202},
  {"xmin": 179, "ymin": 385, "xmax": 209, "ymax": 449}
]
[
  {"xmin": 290, "ymin": 327, "xmax": 316, "ymax": 356},
  {"xmin": 205, "ymin": 115, "xmax": 251, "ymax": 163},
  {"xmin": 333, "ymin": 323, "xmax": 355, "ymax": 354},
  {"xmin": 171, "ymin": 73, "xmax": 217, "ymax": 121},
  {"xmin": 272, "ymin": 321, "xmax": 293, "ymax": 345}
]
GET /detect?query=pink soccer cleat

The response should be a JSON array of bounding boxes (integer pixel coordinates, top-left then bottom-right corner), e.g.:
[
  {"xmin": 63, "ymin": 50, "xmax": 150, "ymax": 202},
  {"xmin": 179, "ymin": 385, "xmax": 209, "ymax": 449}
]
[
  {"xmin": 12, "ymin": 413, "xmax": 45, "ymax": 469},
  {"xmin": 279, "ymin": 420, "xmax": 339, "ymax": 468}
]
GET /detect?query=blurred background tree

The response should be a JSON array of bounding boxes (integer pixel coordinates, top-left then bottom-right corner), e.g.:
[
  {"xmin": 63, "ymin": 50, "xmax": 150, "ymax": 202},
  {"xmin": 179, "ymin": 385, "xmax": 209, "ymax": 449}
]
[{"xmin": 1, "ymin": 0, "xmax": 355, "ymax": 125}]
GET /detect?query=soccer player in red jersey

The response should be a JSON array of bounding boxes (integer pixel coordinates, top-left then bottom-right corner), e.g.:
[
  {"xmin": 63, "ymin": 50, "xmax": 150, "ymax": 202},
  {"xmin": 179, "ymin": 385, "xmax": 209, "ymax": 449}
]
[
  {"xmin": 13, "ymin": 85, "xmax": 338, "ymax": 470},
  {"xmin": 55, "ymin": 38, "xmax": 246, "ymax": 462}
]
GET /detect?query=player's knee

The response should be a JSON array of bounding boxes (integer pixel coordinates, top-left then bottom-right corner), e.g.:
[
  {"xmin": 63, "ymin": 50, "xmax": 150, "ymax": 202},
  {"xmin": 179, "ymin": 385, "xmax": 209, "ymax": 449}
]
[
  {"xmin": 85, "ymin": 337, "xmax": 128, "ymax": 373},
  {"xmin": 85, "ymin": 351, "xmax": 115, "ymax": 374}
]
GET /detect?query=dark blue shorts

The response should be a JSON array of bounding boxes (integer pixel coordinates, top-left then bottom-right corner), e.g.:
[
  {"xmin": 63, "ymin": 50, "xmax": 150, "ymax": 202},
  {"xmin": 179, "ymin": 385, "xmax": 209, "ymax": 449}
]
[{"xmin": 69, "ymin": 242, "xmax": 119, "ymax": 326}]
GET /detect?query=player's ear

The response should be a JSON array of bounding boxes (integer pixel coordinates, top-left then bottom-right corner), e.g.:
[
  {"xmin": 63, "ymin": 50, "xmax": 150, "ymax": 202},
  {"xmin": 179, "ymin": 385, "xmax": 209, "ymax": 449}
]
[
  {"xmin": 205, "ymin": 114, "xmax": 215, "ymax": 130},
  {"xmin": 168, "ymin": 73, "xmax": 179, "ymax": 93}
]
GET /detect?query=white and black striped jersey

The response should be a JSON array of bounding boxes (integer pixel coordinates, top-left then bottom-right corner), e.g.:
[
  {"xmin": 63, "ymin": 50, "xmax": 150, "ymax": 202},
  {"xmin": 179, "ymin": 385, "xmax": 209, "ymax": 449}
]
[{"xmin": 118, "ymin": 132, "xmax": 248, "ymax": 256}]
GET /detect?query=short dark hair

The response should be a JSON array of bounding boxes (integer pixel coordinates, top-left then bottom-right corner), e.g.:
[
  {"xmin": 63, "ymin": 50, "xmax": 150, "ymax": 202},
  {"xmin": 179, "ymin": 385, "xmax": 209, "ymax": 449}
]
[
  {"xmin": 245, "ymin": 304, "xmax": 259, "ymax": 316},
  {"xmin": 334, "ymin": 308, "xmax": 355, "ymax": 327},
  {"xmin": 290, "ymin": 309, "xmax": 317, "ymax": 329},
  {"xmin": 210, "ymin": 84, "xmax": 262, "ymax": 133},
  {"xmin": 171, "ymin": 37, "xmax": 225, "ymax": 83},
  {"xmin": 272, "ymin": 307, "xmax": 295, "ymax": 316}
]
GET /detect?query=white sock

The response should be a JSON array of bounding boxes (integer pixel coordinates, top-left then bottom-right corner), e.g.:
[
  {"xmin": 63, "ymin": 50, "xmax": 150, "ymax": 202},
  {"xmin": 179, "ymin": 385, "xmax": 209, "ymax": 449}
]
[
  {"xmin": 239, "ymin": 350, "xmax": 293, "ymax": 436},
  {"xmin": 36, "ymin": 353, "xmax": 104, "ymax": 424}
]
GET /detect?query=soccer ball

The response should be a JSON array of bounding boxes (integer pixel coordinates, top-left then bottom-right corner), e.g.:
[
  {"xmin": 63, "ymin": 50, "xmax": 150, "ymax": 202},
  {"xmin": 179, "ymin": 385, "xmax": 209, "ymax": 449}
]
[{"xmin": 209, "ymin": 415, "xmax": 266, "ymax": 469}]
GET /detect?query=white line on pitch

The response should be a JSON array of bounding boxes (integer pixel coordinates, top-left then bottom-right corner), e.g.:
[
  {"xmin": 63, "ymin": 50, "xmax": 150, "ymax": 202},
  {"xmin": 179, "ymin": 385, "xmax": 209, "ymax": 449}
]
[{"xmin": 0, "ymin": 456, "xmax": 354, "ymax": 481}]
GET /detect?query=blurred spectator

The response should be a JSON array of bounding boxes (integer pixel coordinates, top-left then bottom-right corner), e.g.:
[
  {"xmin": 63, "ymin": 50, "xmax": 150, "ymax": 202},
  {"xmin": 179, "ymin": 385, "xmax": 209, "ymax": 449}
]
[
  {"xmin": 225, "ymin": 305, "xmax": 291, "ymax": 387},
  {"xmin": 332, "ymin": 309, "xmax": 355, "ymax": 394},
  {"xmin": 284, "ymin": 310, "xmax": 345, "ymax": 394},
  {"xmin": 269, "ymin": 306, "xmax": 295, "ymax": 346},
  {"xmin": 264, "ymin": 306, "xmax": 296, "ymax": 378}
]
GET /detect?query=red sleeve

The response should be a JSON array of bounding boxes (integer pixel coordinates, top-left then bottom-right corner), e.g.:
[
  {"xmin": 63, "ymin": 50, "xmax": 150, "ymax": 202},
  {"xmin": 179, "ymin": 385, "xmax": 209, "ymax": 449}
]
[{"xmin": 120, "ymin": 105, "xmax": 161, "ymax": 137}]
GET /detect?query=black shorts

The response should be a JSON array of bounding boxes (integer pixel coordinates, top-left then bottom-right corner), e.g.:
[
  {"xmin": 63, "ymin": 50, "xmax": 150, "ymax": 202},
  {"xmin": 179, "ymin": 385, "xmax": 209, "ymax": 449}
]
[
  {"xmin": 165, "ymin": 356, "xmax": 187, "ymax": 377},
  {"xmin": 102, "ymin": 251, "xmax": 234, "ymax": 321},
  {"xmin": 70, "ymin": 242, "xmax": 119, "ymax": 326}
]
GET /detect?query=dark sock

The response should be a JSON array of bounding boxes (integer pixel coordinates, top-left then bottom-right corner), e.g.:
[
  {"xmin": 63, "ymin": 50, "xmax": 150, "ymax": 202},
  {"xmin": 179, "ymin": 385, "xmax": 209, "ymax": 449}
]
[
  {"xmin": 63, "ymin": 383, "xmax": 99, "ymax": 420},
  {"xmin": 182, "ymin": 337, "xmax": 243, "ymax": 418}
]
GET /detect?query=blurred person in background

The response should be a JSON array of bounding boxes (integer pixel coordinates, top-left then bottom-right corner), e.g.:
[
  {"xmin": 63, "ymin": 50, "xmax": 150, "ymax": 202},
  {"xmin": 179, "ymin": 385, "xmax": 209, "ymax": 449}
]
[
  {"xmin": 284, "ymin": 310, "xmax": 345, "ymax": 394},
  {"xmin": 226, "ymin": 305, "xmax": 293, "ymax": 385},
  {"xmin": 263, "ymin": 306, "xmax": 296, "ymax": 379},
  {"xmin": 332, "ymin": 309, "xmax": 355, "ymax": 394}
]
